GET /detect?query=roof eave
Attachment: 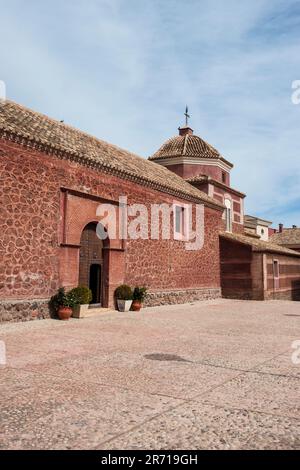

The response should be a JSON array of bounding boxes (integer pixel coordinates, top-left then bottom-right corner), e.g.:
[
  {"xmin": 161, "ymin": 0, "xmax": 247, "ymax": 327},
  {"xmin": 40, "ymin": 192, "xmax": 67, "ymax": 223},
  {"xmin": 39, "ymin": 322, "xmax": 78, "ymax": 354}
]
[
  {"xmin": 220, "ymin": 232, "xmax": 300, "ymax": 258},
  {"xmin": 149, "ymin": 154, "xmax": 234, "ymax": 169},
  {"xmin": 252, "ymin": 247, "xmax": 300, "ymax": 257},
  {"xmin": 0, "ymin": 128, "xmax": 224, "ymax": 212},
  {"xmin": 220, "ymin": 156, "xmax": 234, "ymax": 168}
]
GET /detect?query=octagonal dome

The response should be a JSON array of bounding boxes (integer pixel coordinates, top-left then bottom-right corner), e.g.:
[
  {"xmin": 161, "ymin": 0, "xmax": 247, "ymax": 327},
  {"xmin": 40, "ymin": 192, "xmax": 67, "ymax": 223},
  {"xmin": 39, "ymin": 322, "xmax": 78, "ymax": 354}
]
[{"xmin": 149, "ymin": 126, "xmax": 233, "ymax": 168}]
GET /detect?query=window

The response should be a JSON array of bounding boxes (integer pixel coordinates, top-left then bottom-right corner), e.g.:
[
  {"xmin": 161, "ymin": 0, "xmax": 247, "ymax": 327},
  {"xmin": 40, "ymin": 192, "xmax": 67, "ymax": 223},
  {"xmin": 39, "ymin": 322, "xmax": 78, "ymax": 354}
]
[
  {"xmin": 273, "ymin": 260, "xmax": 279, "ymax": 278},
  {"xmin": 175, "ymin": 206, "xmax": 183, "ymax": 233},
  {"xmin": 273, "ymin": 260, "xmax": 280, "ymax": 290},
  {"xmin": 222, "ymin": 172, "xmax": 226, "ymax": 184},
  {"xmin": 224, "ymin": 199, "xmax": 232, "ymax": 232},
  {"xmin": 173, "ymin": 204, "xmax": 188, "ymax": 240},
  {"xmin": 261, "ymin": 229, "xmax": 265, "ymax": 235}
]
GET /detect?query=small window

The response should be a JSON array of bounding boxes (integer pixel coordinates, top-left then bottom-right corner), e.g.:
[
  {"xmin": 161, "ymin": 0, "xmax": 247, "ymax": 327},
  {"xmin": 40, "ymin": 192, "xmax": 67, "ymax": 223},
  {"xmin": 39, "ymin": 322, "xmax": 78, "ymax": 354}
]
[
  {"xmin": 261, "ymin": 229, "xmax": 265, "ymax": 235},
  {"xmin": 273, "ymin": 260, "xmax": 280, "ymax": 290},
  {"xmin": 175, "ymin": 206, "xmax": 183, "ymax": 233},
  {"xmin": 273, "ymin": 260, "xmax": 279, "ymax": 278},
  {"xmin": 224, "ymin": 199, "xmax": 232, "ymax": 232},
  {"xmin": 173, "ymin": 204, "xmax": 188, "ymax": 240},
  {"xmin": 222, "ymin": 172, "xmax": 226, "ymax": 184}
]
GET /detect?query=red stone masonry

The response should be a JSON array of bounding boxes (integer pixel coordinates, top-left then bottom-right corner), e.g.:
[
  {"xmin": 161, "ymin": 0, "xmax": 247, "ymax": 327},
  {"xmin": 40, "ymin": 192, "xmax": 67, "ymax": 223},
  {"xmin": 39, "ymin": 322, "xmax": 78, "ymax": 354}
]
[
  {"xmin": 166, "ymin": 163, "xmax": 229, "ymax": 183},
  {"xmin": 0, "ymin": 139, "xmax": 223, "ymax": 313},
  {"xmin": 220, "ymin": 235, "xmax": 300, "ymax": 300}
]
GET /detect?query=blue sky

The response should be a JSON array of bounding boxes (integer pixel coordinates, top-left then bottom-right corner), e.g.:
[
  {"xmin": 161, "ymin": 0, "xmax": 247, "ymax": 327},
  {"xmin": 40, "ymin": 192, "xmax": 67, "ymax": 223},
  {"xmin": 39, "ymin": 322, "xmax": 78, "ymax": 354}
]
[{"xmin": 1, "ymin": 0, "xmax": 300, "ymax": 227}]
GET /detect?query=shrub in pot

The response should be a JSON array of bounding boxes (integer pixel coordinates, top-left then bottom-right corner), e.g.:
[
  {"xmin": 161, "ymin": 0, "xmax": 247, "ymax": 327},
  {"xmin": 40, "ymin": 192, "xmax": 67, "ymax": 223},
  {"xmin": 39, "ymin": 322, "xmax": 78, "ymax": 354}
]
[
  {"xmin": 115, "ymin": 285, "xmax": 133, "ymax": 312},
  {"xmin": 69, "ymin": 286, "xmax": 93, "ymax": 319},
  {"xmin": 132, "ymin": 287, "xmax": 148, "ymax": 311},
  {"xmin": 50, "ymin": 288, "xmax": 78, "ymax": 321}
]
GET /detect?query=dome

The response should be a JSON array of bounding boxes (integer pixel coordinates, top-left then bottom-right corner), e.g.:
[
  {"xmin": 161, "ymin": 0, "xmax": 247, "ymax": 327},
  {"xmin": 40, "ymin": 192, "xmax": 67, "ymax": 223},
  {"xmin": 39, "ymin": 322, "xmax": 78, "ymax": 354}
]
[{"xmin": 149, "ymin": 126, "xmax": 233, "ymax": 168}]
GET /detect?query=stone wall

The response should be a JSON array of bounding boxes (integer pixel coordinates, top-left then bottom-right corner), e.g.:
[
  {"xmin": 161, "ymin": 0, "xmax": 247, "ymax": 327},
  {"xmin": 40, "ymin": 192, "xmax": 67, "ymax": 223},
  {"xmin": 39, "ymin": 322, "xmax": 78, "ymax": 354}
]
[
  {"xmin": 0, "ymin": 138, "xmax": 223, "ymax": 321},
  {"xmin": 145, "ymin": 288, "xmax": 221, "ymax": 307},
  {"xmin": 0, "ymin": 289, "xmax": 222, "ymax": 323},
  {"xmin": 264, "ymin": 290, "xmax": 300, "ymax": 301},
  {"xmin": 0, "ymin": 299, "xmax": 50, "ymax": 323},
  {"xmin": 220, "ymin": 239, "xmax": 300, "ymax": 301},
  {"xmin": 220, "ymin": 237, "xmax": 254, "ymax": 299},
  {"xmin": 265, "ymin": 254, "xmax": 300, "ymax": 301}
]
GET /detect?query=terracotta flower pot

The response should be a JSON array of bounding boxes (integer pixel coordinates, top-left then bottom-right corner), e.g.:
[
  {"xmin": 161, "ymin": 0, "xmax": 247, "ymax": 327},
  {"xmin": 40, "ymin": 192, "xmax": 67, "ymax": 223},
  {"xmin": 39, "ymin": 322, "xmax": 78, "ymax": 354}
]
[
  {"xmin": 131, "ymin": 300, "xmax": 142, "ymax": 312},
  {"xmin": 58, "ymin": 306, "xmax": 73, "ymax": 321}
]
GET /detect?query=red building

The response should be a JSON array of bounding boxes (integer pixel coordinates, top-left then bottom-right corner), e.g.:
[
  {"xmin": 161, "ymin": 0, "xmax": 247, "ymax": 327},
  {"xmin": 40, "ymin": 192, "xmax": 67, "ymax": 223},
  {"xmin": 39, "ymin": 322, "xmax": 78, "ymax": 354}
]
[
  {"xmin": 149, "ymin": 124, "xmax": 300, "ymax": 302},
  {"xmin": 149, "ymin": 124, "xmax": 245, "ymax": 234},
  {"xmin": 0, "ymin": 101, "xmax": 300, "ymax": 322}
]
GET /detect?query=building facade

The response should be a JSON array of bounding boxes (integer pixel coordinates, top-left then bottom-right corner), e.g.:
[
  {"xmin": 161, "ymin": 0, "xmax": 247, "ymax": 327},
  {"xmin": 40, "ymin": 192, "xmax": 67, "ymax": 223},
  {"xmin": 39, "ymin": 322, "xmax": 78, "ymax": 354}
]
[
  {"xmin": 0, "ymin": 101, "xmax": 300, "ymax": 322},
  {"xmin": 149, "ymin": 125, "xmax": 245, "ymax": 235},
  {"xmin": 244, "ymin": 215, "xmax": 273, "ymax": 241},
  {"xmin": 0, "ymin": 101, "xmax": 224, "ymax": 322},
  {"xmin": 149, "ymin": 124, "xmax": 300, "ymax": 301},
  {"xmin": 220, "ymin": 232, "xmax": 300, "ymax": 301}
]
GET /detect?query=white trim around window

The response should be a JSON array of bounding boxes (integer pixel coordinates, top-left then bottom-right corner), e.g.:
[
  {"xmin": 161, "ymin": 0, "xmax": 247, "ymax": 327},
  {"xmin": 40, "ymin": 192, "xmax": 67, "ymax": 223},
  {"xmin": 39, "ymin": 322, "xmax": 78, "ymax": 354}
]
[
  {"xmin": 224, "ymin": 198, "xmax": 232, "ymax": 233},
  {"xmin": 173, "ymin": 203, "xmax": 189, "ymax": 241}
]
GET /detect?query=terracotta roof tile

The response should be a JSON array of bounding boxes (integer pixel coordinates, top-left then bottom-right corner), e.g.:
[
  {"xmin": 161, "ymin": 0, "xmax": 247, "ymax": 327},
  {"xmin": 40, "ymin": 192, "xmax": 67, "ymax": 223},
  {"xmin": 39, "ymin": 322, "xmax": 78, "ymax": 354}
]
[
  {"xmin": 270, "ymin": 228, "xmax": 300, "ymax": 246},
  {"xmin": 0, "ymin": 100, "xmax": 224, "ymax": 210},
  {"xmin": 149, "ymin": 134, "xmax": 233, "ymax": 167},
  {"xmin": 220, "ymin": 231, "xmax": 300, "ymax": 257}
]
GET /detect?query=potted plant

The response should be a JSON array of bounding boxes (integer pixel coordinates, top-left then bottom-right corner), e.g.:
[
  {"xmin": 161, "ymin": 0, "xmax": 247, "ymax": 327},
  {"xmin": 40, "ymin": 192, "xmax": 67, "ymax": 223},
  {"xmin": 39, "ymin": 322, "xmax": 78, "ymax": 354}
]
[
  {"xmin": 70, "ymin": 286, "xmax": 93, "ymax": 319},
  {"xmin": 50, "ymin": 287, "xmax": 78, "ymax": 321},
  {"xmin": 132, "ymin": 287, "xmax": 148, "ymax": 311},
  {"xmin": 115, "ymin": 285, "xmax": 133, "ymax": 312}
]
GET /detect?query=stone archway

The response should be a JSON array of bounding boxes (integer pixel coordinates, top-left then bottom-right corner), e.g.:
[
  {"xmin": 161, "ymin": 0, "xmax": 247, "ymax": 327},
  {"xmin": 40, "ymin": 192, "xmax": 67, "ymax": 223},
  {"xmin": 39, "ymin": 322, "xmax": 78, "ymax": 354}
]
[
  {"xmin": 59, "ymin": 189, "xmax": 126, "ymax": 308},
  {"xmin": 79, "ymin": 222, "xmax": 106, "ymax": 305}
]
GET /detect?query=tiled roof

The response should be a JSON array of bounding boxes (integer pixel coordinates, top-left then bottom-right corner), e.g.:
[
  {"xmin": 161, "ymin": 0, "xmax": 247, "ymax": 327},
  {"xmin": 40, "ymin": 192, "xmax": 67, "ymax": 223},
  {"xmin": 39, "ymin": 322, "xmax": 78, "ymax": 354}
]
[
  {"xmin": 270, "ymin": 228, "xmax": 300, "ymax": 246},
  {"xmin": 186, "ymin": 175, "xmax": 209, "ymax": 184},
  {"xmin": 149, "ymin": 134, "xmax": 233, "ymax": 167},
  {"xmin": 220, "ymin": 231, "xmax": 300, "ymax": 257},
  {"xmin": 0, "ymin": 100, "xmax": 224, "ymax": 210}
]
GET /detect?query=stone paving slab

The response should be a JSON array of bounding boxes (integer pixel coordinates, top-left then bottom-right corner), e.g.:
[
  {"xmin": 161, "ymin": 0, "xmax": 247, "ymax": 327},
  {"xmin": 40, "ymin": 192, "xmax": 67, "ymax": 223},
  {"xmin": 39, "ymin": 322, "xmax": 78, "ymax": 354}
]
[
  {"xmin": 13, "ymin": 354, "xmax": 236, "ymax": 400},
  {"xmin": 1, "ymin": 299, "xmax": 300, "ymax": 450},
  {"xmin": 253, "ymin": 351, "xmax": 300, "ymax": 379},
  {"xmin": 0, "ymin": 382, "xmax": 181, "ymax": 450},
  {"xmin": 199, "ymin": 371, "xmax": 300, "ymax": 419},
  {"xmin": 99, "ymin": 402, "xmax": 300, "ymax": 450}
]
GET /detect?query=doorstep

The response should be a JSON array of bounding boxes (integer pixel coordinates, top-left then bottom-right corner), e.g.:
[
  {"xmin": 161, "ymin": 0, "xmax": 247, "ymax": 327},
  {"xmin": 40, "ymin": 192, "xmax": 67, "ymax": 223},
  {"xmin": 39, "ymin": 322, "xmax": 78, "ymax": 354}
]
[{"xmin": 73, "ymin": 304, "xmax": 114, "ymax": 319}]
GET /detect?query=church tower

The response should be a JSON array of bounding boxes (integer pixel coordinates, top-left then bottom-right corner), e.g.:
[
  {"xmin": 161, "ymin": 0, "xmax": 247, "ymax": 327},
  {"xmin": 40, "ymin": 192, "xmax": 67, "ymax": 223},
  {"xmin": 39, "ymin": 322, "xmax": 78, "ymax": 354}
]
[
  {"xmin": 149, "ymin": 108, "xmax": 246, "ymax": 233},
  {"xmin": 149, "ymin": 107, "xmax": 233, "ymax": 184}
]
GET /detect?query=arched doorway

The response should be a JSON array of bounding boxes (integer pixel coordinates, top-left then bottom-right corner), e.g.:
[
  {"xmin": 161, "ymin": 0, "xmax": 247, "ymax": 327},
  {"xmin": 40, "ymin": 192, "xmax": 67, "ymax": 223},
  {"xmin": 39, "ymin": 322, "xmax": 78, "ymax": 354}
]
[{"xmin": 79, "ymin": 223, "xmax": 104, "ymax": 305}]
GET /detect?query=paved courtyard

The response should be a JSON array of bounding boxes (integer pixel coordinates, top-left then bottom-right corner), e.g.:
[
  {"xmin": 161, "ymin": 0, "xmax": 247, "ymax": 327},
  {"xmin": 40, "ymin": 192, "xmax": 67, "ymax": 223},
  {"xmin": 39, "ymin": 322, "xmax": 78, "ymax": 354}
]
[{"xmin": 0, "ymin": 299, "xmax": 300, "ymax": 450}]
